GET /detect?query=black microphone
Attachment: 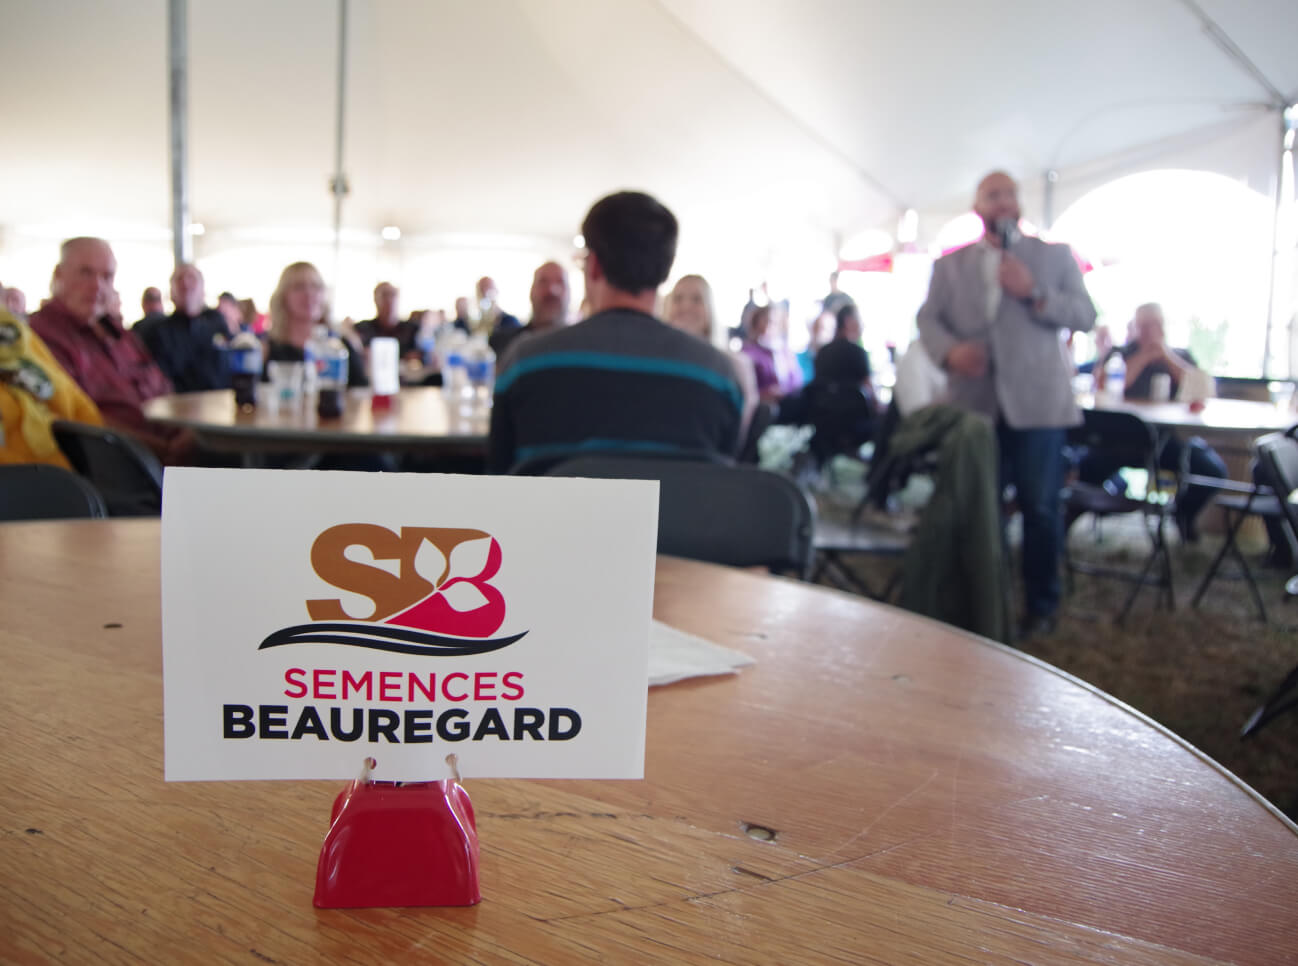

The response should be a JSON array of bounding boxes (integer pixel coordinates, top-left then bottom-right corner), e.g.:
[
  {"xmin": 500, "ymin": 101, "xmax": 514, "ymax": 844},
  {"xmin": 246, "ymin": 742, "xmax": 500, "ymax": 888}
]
[{"xmin": 994, "ymin": 218, "xmax": 1018, "ymax": 250}]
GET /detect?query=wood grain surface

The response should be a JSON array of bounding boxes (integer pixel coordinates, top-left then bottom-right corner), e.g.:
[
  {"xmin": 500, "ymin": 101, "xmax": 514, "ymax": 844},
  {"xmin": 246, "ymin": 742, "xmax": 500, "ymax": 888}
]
[
  {"xmin": 3, "ymin": 520, "xmax": 1296, "ymax": 964},
  {"xmin": 142, "ymin": 387, "xmax": 487, "ymax": 454}
]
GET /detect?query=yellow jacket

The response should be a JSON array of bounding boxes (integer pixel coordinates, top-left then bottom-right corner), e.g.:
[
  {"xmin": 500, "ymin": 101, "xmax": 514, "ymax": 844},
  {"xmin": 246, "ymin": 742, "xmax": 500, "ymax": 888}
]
[{"xmin": 0, "ymin": 310, "xmax": 103, "ymax": 468}]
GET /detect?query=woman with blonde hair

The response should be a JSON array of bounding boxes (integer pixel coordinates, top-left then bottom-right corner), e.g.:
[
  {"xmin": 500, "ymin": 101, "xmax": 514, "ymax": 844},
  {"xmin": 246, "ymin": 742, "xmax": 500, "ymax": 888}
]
[
  {"xmin": 663, "ymin": 274, "xmax": 758, "ymax": 447},
  {"xmin": 266, "ymin": 262, "xmax": 367, "ymax": 387}
]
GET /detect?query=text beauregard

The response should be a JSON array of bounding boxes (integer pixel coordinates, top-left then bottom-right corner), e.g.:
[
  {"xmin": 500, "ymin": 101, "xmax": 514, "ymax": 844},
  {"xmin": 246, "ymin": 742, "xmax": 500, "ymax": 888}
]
[{"xmin": 221, "ymin": 667, "xmax": 583, "ymax": 744}]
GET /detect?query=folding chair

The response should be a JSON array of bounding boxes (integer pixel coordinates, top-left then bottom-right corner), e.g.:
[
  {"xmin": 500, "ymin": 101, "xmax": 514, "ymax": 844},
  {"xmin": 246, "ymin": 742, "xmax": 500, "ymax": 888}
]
[
  {"xmin": 0, "ymin": 463, "xmax": 108, "ymax": 521},
  {"xmin": 1188, "ymin": 457, "xmax": 1287, "ymax": 622},
  {"xmin": 1240, "ymin": 429, "xmax": 1298, "ymax": 736},
  {"xmin": 1064, "ymin": 409, "xmax": 1175, "ymax": 623},
  {"xmin": 545, "ymin": 454, "xmax": 816, "ymax": 579},
  {"xmin": 52, "ymin": 420, "xmax": 164, "ymax": 517}
]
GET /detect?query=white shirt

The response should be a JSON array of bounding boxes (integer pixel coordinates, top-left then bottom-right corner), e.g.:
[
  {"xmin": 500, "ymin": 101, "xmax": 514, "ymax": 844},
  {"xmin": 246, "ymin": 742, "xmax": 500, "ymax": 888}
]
[
  {"xmin": 980, "ymin": 240, "xmax": 1002, "ymax": 323},
  {"xmin": 894, "ymin": 339, "xmax": 949, "ymax": 416}
]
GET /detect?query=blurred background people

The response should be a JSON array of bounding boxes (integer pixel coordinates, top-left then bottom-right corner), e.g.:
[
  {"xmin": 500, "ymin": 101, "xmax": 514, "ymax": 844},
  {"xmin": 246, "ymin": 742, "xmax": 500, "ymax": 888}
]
[
  {"xmin": 134, "ymin": 263, "xmax": 231, "ymax": 392},
  {"xmin": 490, "ymin": 191, "xmax": 743, "ymax": 473},
  {"xmin": 137, "ymin": 286, "xmax": 165, "ymax": 328},
  {"xmin": 798, "ymin": 309, "xmax": 835, "ymax": 383},
  {"xmin": 741, "ymin": 303, "xmax": 803, "ymax": 406},
  {"xmin": 0, "ymin": 282, "xmax": 104, "ymax": 468},
  {"xmin": 355, "ymin": 281, "xmax": 419, "ymax": 359},
  {"xmin": 663, "ymin": 273, "xmax": 758, "ymax": 446},
  {"xmin": 28, "ymin": 237, "xmax": 189, "ymax": 463},
  {"xmin": 3, "ymin": 285, "xmax": 28, "ymax": 320},
  {"xmin": 266, "ymin": 262, "xmax": 368, "ymax": 387},
  {"xmin": 492, "ymin": 261, "xmax": 571, "ymax": 359},
  {"xmin": 476, "ymin": 275, "xmax": 520, "ymax": 344},
  {"xmin": 1082, "ymin": 303, "xmax": 1226, "ymax": 541},
  {"xmin": 216, "ymin": 291, "xmax": 246, "ymax": 338}
]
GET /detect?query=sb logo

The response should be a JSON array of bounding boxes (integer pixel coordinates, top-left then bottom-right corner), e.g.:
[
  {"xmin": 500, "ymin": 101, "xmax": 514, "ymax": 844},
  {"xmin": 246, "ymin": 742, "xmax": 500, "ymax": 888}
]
[{"xmin": 307, "ymin": 525, "xmax": 506, "ymax": 639}]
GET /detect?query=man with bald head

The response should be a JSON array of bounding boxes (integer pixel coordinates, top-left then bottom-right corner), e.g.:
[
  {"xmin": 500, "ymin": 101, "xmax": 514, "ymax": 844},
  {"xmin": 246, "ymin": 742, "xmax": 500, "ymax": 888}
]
[
  {"xmin": 355, "ymin": 282, "xmax": 419, "ymax": 359},
  {"xmin": 490, "ymin": 260, "xmax": 570, "ymax": 359},
  {"xmin": 918, "ymin": 171, "xmax": 1097, "ymax": 638},
  {"xmin": 29, "ymin": 237, "xmax": 187, "ymax": 462},
  {"xmin": 138, "ymin": 286, "xmax": 164, "ymax": 327},
  {"xmin": 134, "ymin": 263, "xmax": 232, "ymax": 392},
  {"xmin": 476, "ymin": 274, "xmax": 521, "ymax": 345}
]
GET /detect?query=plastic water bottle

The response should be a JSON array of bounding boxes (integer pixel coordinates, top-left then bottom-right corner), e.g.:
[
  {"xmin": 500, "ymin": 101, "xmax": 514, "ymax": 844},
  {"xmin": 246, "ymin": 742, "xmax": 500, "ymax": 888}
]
[
  {"xmin": 1101, "ymin": 352, "xmax": 1125, "ymax": 397},
  {"xmin": 417, "ymin": 317, "xmax": 438, "ymax": 366},
  {"xmin": 228, "ymin": 331, "xmax": 263, "ymax": 412},
  {"xmin": 303, "ymin": 324, "xmax": 329, "ymax": 395},
  {"xmin": 316, "ymin": 334, "xmax": 350, "ymax": 419},
  {"xmin": 442, "ymin": 330, "xmax": 469, "ymax": 400},
  {"xmin": 464, "ymin": 340, "xmax": 496, "ymax": 407}
]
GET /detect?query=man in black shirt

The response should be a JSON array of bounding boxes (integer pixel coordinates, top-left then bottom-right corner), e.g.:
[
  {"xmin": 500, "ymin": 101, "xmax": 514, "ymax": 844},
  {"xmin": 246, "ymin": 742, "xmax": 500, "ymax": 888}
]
[
  {"xmin": 800, "ymin": 302, "xmax": 877, "ymax": 462},
  {"xmin": 135, "ymin": 265, "xmax": 231, "ymax": 392},
  {"xmin": 135, "ymin": 286, "xmax": 165, "ymax": 329},
  {"xmin": 814, "ymin": 303, "xmax": 872, "ymax": 390},
  {"xmin": 354, "ymin": 282, "xmax": 419, "ymax": 359}
]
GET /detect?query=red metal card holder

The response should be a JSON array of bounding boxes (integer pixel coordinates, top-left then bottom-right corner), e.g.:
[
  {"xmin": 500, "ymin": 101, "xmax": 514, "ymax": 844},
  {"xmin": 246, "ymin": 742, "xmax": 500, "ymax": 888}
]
[{"xmin": 313, "ymin": 758, "xmax": 480, "ymax": 908}]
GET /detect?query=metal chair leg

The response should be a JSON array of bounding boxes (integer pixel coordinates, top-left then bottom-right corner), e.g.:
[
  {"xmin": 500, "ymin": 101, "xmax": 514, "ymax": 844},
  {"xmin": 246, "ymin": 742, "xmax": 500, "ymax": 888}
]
[
  {"xmin": 1242, "ymin": 662, "xmax": 1298, "ymax": 737},
  {"xmin": 1191, "ymin": 503, "xmax": 1238, "ymax": 609},
  {"xmin": 1189, "ymin": 503, "xmax": 1268, "ymax": 623}
]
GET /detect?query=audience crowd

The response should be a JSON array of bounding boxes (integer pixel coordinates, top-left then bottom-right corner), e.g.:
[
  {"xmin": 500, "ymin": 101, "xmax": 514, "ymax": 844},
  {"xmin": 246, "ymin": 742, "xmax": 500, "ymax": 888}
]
[{"xmin": 0, "ymin": 179, "xmax": 1269, "ymax": 639}]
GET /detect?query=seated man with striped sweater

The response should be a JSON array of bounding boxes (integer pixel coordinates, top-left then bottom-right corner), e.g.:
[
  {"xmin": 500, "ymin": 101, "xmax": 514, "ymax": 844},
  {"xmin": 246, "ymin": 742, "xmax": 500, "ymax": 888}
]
[{"xmin": 488, "ymin": 191, "xmax": 744, "ymax": 474}]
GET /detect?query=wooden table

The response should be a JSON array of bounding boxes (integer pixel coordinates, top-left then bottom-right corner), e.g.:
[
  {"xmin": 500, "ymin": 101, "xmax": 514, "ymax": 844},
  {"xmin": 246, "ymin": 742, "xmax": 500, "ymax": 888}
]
[
  {"xmin": 4, "ymin": 519, "xmax": 1297, "ymax": 964},
  {"xmin": 143, "ymin": 387, "xmax": 488, "ymax": 464},
  {"xmin": 1081, "ymin": 392, "xmax": 1296, "ymax": 436}
]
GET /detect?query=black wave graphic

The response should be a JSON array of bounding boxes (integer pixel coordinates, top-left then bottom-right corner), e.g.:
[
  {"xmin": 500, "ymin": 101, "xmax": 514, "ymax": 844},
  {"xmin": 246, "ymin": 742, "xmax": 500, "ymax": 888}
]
[{"xmin": 259, "ymin": 622, "xmax": 528, "ymax": 656}]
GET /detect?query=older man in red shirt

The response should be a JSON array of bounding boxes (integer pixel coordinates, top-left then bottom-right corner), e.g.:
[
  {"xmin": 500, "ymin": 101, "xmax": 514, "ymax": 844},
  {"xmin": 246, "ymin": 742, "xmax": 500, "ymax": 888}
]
[{"xmin": 30, "ymin": 237, "xmax": 190, "ymax": 463}]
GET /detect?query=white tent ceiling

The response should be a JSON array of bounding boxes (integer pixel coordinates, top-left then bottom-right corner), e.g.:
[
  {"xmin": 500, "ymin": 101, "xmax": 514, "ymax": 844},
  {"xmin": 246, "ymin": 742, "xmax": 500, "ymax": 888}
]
[{"xmin": 3, "ymin": 0, "xmax": 1296, "ymax": 264}]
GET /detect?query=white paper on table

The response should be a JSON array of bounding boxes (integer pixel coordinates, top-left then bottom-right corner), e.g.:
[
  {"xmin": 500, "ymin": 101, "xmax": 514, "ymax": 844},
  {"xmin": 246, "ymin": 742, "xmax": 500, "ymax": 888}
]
[{"xmin": 648, "ymin": 619, "xmax": 755, "ymax": 687}]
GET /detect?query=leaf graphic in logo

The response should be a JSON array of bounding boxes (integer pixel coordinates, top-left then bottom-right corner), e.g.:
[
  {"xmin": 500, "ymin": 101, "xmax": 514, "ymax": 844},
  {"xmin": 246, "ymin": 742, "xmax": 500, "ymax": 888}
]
[
  {"xmin": 411, "ymin": 535, "xmax": 448, "ymax": 589},
  {"xmin": 439, "ymin": 537, "xmax": 493, "ymax": 610},
  {"xmin": 385, "ymin": 535, "xmax": 506, "ymax": 638}
]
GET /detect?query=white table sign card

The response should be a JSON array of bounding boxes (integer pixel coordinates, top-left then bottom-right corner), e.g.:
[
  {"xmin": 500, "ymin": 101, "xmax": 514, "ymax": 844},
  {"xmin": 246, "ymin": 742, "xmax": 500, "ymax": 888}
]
[{"xmin": 162, "ymin": 468, "xmax": 658, "ymax": 782}]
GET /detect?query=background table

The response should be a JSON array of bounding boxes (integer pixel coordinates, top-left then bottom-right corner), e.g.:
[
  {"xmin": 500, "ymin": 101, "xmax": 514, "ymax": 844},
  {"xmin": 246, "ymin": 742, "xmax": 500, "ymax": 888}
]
[
  {"xmin": 143, "ymin": 386, "xmax": 488, "ymax": 463},
  {"xmin": 1081, "ymin": 391, "xmax": 1295, "ymax": 435},
  {"xmin": 4, "ymin": 519, "xmax": 1297, "ymax": 963}
]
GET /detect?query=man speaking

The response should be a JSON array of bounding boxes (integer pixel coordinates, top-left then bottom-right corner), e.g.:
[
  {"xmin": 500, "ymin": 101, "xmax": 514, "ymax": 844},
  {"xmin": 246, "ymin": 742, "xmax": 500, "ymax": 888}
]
[{"xmin": 917, "ymin": 171, "xmax": 1096, "ymax": 638}]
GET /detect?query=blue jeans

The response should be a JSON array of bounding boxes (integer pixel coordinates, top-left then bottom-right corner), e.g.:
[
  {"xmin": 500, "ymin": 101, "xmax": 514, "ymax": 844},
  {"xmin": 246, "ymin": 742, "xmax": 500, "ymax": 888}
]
[{"xmin": 998, "ymin": 423, "xmax": 1065, "ymax": 619}]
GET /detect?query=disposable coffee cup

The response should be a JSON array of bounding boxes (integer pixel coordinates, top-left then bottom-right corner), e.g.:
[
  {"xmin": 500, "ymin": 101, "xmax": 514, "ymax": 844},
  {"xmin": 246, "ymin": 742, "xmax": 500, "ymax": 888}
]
[{"xmin": 1150, "ymin": 372, "xmax": 1172, "ymax": 403}]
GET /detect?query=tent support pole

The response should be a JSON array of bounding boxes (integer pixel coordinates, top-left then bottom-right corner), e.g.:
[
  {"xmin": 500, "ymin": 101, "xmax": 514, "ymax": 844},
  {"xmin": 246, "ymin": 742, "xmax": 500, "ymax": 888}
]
[
  {"xmin": 168, "ymin": 0, "xmax": 190, "ymax": 266},
  {"xmin": 1262, "ymin": 112, "xmax": 1284, "ymax": 378},
  {"xmin": 330, "ymin": 0, "xmax": 350, "ymax": 295}
]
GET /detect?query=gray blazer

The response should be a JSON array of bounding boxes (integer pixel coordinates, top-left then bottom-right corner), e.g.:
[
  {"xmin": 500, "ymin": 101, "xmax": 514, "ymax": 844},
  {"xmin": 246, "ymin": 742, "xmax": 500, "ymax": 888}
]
[{"xmin": 917, "ymin": 236, "xmax": 1096, "ymax": 429}]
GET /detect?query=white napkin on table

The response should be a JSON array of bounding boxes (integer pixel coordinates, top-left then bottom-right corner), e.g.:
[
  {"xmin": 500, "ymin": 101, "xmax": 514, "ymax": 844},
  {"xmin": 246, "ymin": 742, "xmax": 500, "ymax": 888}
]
[{"xmin": 648, "ymin": 619, "xmax": 755, "ymax": 687}]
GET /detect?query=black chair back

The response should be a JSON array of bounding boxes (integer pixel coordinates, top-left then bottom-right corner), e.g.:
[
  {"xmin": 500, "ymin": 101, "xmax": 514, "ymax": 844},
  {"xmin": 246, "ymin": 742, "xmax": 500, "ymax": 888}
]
[
  {"xmin": 1068, "ymin": 409, "xmax": 1162, "ymax": 481},
  {"xmin": 1258, "ymin": 431, "xmax": 1298, "ymax": 536},
  {"xmin": 546, "ymin": 455, "xmax": 816, "ymax": 579},
  {"xmin": 0, "ymin": 463, "xmax": 108, "ymax": 521},
  {"xmin": 51, "ymin": 420, "xmax": 164, "ymax": 517}
]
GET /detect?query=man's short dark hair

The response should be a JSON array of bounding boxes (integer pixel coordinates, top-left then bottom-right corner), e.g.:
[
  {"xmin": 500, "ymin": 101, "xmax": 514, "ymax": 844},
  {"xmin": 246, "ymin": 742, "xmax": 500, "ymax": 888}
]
[
  {"xmin": 581, "ymin": 191, "xmax": 677, "ymax": 294},
  {"xmin": 834, "ymin": 302, "xmax": 858, "ymax": 336},
  {"xmin": 218, "ymin": 291, "xmax": 237, "ymax": 303}
]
